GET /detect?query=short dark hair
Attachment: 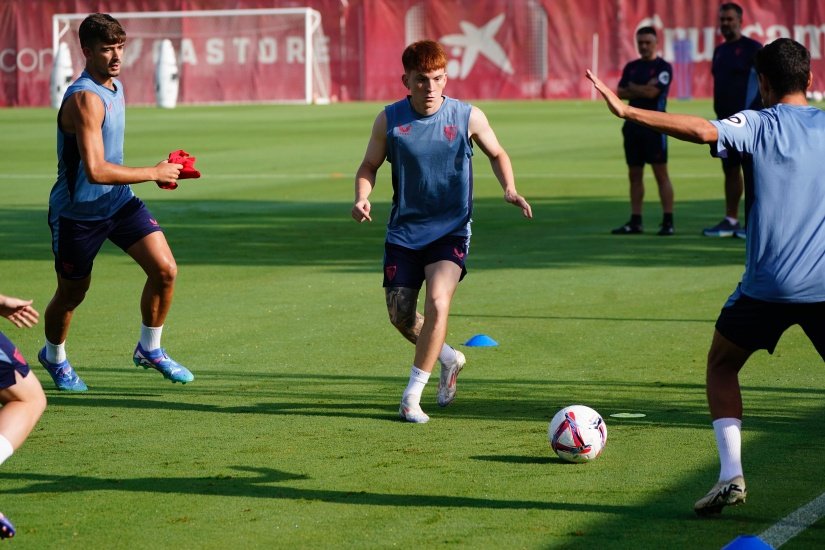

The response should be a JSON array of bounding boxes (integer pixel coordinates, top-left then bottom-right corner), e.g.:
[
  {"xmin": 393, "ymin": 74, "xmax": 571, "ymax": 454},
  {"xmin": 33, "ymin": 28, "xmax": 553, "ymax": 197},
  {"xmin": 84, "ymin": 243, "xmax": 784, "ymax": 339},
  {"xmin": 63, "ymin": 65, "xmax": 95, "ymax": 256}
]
[
  {"xmin": 402, "ymin": 40, "xmax": 447, "ymax": 73},
  {"xmin": 636, "ymin": 26, "xmax": 657, "ymax": 37},
  {"xmin": 719, "ymin": 3, "xmax": 743, "ymax": 17},
  {"xmin": 754, "ymin": 38, "xmax": 810, "ymax": 97},
  {"xmin": 79, "ymin": 13, "xmax": 125, "ymax": 50}
]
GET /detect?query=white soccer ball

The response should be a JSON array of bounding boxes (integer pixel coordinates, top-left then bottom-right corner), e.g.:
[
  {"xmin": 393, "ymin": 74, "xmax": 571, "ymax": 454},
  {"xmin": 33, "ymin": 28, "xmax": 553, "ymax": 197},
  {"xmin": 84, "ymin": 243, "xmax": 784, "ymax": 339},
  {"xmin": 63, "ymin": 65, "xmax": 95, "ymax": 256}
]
[{"xmin": 548, "ymin": 405, "xmax": 607, "ymax": 463}]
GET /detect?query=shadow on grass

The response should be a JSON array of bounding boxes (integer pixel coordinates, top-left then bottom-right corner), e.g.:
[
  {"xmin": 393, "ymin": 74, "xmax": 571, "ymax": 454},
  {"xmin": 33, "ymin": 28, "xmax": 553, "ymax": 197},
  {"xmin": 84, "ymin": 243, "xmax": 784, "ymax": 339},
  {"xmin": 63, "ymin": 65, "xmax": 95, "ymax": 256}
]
[
  {"xmin": 0, "ymin": 466, "xmax": 635, "ymax": 514},
  {"xmin": 0, "ymin": 196, "xmax": 746, "ymax": 271}
]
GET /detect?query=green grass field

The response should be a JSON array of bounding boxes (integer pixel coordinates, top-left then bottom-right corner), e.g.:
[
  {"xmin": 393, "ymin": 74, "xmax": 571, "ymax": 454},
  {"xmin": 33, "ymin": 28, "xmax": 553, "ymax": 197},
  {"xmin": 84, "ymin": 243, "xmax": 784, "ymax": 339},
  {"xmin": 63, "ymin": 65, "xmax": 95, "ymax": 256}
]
[{"xmin": 1, "ymin": 99, "xmax": 824, "ymax": 549}]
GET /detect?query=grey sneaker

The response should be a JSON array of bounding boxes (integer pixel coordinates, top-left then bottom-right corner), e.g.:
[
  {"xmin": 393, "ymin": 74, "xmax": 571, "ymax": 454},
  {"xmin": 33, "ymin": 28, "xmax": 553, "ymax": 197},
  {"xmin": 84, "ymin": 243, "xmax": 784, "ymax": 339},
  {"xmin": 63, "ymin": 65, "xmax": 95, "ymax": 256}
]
[
  {"xmin": 703, "ymin": 219, "xmax": 740, "ymax": 237},
  {"xmin": 437, "ymin": 350, "xmax": 466, "ymax": 407},
  {"xmin": 694, "ymin": 476, "xmax": 747, "ymax": 516}
]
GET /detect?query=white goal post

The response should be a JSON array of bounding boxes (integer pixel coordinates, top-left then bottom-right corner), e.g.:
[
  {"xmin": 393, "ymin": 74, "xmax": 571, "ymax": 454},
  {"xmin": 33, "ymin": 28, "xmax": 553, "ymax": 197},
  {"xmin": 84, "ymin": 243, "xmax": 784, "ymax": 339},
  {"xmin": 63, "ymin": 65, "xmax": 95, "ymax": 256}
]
[{"xmin": 52, "ymin": 8, "xmax": 332, "ymax": 106}]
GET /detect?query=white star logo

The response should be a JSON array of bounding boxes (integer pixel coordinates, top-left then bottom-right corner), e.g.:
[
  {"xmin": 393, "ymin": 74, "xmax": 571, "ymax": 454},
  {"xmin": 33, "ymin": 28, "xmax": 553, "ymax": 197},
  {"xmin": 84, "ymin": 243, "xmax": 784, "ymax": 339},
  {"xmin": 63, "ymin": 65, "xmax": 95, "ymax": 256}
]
[{"xmin": 440, "ymin": 14, "xmax": 514, "ymax": 79}]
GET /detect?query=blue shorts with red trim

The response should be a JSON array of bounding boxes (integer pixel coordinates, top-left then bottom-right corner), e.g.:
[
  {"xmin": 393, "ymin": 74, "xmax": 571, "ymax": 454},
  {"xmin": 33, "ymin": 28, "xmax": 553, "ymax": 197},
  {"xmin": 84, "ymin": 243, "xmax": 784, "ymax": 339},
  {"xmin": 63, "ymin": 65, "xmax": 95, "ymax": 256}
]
[
  {"xmin": 0, "ymin": 332, "xmax": 31, "ymax": 390},
  {"xmin": 48, "ymin": 196, "xmax": 163, "ymax": 280},
  {"xmin": 383, "ymin": 235, "xmax": 469, "ymax": 289}
]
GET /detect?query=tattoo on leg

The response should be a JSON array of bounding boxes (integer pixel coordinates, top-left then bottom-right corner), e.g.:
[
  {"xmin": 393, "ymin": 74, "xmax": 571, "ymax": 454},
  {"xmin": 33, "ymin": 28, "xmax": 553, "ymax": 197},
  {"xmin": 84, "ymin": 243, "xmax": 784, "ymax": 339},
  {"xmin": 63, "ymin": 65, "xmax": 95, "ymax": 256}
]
[{"xmin": 385, "ymin": 287, "xmax": 423, "ymax": 344}]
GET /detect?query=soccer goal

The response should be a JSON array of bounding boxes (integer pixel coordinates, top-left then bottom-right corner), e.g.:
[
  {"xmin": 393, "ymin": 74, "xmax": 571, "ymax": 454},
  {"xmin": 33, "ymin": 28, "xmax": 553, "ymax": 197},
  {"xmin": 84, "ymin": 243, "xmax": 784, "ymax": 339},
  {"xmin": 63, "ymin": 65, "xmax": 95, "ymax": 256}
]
[{"xmin": 52, "ymin": 8, "xmax": 332, "ymax": 106}]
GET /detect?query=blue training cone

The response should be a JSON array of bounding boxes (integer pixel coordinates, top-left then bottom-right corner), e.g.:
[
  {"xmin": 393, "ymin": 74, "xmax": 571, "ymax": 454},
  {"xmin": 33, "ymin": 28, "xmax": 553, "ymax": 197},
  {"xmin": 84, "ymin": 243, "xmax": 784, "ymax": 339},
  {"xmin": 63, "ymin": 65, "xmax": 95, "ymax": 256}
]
[
  {"xmin": 465, "ymin": 334, "xmax": 498, "ymax": 347},
  {"xmin": 722, "ymin": 535, "xmax": 773, "ymax": 550}
]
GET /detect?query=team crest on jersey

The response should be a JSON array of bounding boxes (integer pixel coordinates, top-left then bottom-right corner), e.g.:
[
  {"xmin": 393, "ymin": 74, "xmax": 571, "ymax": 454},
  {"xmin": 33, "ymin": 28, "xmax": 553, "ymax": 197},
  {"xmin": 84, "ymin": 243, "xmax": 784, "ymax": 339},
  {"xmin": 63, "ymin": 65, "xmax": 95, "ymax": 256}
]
[
  {"xmin": 398, "ymin": 124, "xmax": 412, "ymax": 135},
  {"xmin": 658, "ymin": 71, "xmax": 670, "ymax": 85},
  {"xmin": 722, "ymin": 114, "xmax": 746, "ymax": 127},
  {"xmin": 444, "ymin": 125, "xmax": 458, "ymax": 142}
]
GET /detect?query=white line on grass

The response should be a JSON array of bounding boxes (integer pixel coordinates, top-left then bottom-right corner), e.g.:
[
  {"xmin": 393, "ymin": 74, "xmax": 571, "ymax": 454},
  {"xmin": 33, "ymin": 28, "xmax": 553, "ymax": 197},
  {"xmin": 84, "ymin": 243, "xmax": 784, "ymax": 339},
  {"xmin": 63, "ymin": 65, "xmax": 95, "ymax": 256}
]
[{"xmin": 758, "ymin": 491, "xmax": 825, "ymax": 548}]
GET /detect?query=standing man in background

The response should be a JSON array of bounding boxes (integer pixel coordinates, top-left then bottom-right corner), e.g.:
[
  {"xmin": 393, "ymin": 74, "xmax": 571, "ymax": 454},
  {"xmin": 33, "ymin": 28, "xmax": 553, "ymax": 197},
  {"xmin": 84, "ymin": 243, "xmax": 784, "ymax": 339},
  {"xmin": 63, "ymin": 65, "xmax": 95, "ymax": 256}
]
[
  {"xmin": 611, "ymin": 27, "xmax": 676, "ymax": 236},
  {"xmin": 703, "ymin": 2, "xmax": 762, "ymax": 238}
]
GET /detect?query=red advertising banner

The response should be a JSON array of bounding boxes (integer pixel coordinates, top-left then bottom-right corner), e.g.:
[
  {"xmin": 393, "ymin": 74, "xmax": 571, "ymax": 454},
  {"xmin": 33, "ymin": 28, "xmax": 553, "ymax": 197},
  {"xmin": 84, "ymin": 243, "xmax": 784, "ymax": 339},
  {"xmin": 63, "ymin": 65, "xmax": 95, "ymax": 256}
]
[{"xmin": 2, "ymin": 0, "xmax": 824, "ymax": 107}]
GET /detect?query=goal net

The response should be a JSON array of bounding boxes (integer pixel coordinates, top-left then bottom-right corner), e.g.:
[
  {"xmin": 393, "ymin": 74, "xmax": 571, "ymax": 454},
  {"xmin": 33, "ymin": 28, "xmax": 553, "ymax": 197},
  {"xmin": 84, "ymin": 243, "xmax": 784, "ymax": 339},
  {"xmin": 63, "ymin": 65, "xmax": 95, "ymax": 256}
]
[{"xmin": 52, "ymin": 8, "xmax": 331, "ymax": 106}]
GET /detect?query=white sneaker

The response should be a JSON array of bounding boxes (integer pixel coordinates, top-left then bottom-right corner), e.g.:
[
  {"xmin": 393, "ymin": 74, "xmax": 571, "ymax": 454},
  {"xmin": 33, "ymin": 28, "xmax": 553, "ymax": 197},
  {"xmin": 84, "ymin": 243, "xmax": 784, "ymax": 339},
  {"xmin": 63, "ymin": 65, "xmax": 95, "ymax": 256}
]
[
  {"xmin": 399, "ymin": 401, "xmax": 430, "ymax": 423},
  {"xmin": 437, "ymin": 350, "xmax": 466, "ymax": 407},
  {"xmin": 694, "ymin": 476, "xmax": 747, "ymax": 516}
]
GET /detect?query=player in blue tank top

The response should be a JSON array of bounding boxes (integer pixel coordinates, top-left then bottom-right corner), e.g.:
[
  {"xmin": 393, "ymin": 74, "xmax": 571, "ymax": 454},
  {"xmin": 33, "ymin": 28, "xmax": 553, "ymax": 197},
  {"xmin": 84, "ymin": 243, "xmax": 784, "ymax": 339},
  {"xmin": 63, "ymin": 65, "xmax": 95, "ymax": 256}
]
[
  {"xmin": 0, "ymin": 292, "xmax": 47, "ymax": 540},
  {"xmin": 588, "ymin": 38, "xmax": 824, "ymax": 517},
  {"xmin": 353, "ymin": 40, "xmax": 532, "ymax": 423},
  {"xmin": 41, "ymin": 13, "xmax": 194, "ymax": 392}
]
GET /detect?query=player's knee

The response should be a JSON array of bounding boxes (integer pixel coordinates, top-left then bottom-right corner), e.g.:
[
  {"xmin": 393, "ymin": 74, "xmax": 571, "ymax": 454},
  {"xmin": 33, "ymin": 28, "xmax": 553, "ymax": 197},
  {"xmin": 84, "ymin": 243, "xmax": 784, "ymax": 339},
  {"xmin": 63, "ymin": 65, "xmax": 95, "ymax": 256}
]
[
  {"xmin": 424, "ymin": 294, "xmax": 451, "ymax": 319},
  {"xmin": 152, "ymin": 258, "xmax": 178, "ymax": 287}
]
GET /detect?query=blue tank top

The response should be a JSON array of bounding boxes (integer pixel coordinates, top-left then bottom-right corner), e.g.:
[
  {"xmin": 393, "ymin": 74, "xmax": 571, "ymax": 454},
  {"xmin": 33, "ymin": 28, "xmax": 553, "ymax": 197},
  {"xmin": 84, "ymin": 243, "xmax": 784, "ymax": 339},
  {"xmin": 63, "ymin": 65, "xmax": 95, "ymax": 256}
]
[
  {"xmin": 384, "ymin": 96, "xmax": 474, "ymax": 249},
  {"xmin": 50, "ymin": 70, "xmax": 133, "ymax": 221}
]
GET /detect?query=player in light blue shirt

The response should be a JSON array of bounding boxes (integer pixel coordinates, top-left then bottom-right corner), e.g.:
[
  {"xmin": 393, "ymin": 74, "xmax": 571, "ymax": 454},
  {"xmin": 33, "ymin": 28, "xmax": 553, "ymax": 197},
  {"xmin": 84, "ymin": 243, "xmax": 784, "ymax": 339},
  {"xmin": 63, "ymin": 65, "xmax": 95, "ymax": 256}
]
[
  {"xmin": 353, "ymin": 40, "xmax": 532, "ymax": 423},
  {"xmin": 587, "ymin": 38, "xmax": 824, "ymax": 516},
  {"xmin": 42, "ymin": 13, "xmax": 193, "ymax": 392}
]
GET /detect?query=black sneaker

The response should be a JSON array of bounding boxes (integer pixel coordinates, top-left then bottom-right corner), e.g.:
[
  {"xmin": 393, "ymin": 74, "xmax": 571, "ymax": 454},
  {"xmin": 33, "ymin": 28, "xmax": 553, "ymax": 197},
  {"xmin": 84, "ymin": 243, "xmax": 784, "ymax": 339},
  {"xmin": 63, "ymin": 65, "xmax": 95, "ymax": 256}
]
[
  {"xmin": 611, "ymin": 222, "xmax": 643, "ymax": 235},
  {"xmin": 657, "ymin": 224, "xmax": 675, "ymax": 236}
]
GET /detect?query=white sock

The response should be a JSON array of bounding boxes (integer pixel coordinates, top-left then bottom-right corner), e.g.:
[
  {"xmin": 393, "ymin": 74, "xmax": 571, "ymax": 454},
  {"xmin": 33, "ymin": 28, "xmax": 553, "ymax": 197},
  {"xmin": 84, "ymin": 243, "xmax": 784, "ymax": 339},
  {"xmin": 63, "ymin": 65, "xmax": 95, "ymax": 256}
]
[
  {"xmin": 140, "ymin": 324, "xmax": 163, "ymax": 351},
  {"xmin": 725, "ymin": 216, "xmax": 739, "ymax": 225},
  {"xmin": 401, "ymin": 366, "xmax": 430, "ymax": 407},
  {"xmin": 713, "ymin": 417, "xmax": 743, "ymax": 481},
  {"xmin": 45, "ymin": 339, "xmax": 66, "ymax": 364},
  {"xmin": 438, "ymin": 343, "xmax": 457, "ymax": 365},
  {"xmin": 0, "ymin": 435, "xmax": 14, "ymax": 466}
]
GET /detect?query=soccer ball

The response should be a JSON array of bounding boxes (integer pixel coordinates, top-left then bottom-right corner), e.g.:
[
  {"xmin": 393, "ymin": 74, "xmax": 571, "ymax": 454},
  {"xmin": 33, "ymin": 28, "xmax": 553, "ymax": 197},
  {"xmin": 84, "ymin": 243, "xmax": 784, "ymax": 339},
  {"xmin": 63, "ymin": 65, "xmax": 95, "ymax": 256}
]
[{"xmin": 548, "ymin": 405, "xmax": 607, "ymax": 463}]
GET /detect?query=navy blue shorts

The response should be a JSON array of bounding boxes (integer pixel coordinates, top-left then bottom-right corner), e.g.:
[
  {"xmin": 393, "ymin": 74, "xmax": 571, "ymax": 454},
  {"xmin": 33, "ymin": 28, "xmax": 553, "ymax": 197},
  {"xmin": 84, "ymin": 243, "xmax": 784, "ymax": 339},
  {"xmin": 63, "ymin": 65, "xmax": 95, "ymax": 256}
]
[
  {"xmin": 623, "ymin": 123, "xmax": 667, "ymax": 166},
  {"xmin": 0, "ymin": 332, "xmax": 31, "ymax": 390},
  {"xmin": 383, "ymin": 236, "xmax": 469, "ymax": 289},
  {"xmin": 49, "ymin": 196, "xmax": 163, "ymax": 280},
  {"xmin": 715, "ymin": 292, "xmax": 825, "ymax": 359},
  {"xmin": 720, "ymin": 149, "xmax": 744, "ymax": 171}
]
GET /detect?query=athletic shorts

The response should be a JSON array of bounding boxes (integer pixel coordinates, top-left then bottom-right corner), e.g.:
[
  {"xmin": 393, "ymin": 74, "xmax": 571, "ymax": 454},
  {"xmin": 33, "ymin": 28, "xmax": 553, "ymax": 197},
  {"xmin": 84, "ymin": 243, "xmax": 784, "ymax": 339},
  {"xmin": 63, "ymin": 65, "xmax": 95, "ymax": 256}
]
[
  {"xmin": 623, "ymin": 123, "xmax": 667, "ymax": 166},
  {"xmin": 720, "ymin": 149, "xmax": 744, "ymax": 171},
  {"xmin": 715, "ymin": 291, "xmax": 825, "ymax": 359},
  {"xmin": 383, "ymin": 235, "xmax": 469, "ymax": 289},
  {"xmin": 0, "ymin": 332, "xmax": 31, "ymax": 390},
  {"xmin": 49, "ymin": 196, "xmax": 163, "ymax": 280}
]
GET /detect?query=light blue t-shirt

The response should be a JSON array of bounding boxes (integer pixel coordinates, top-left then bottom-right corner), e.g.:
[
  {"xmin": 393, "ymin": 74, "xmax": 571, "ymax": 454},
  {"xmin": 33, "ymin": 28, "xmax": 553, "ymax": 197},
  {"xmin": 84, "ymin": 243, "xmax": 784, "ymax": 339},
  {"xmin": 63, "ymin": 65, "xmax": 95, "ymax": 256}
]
[
  {"xmin": 384, "ymin": 96, "xmax": 474, "ymax": 249},
  {"xmin": 50, "ymin": 70, "xmax": 134, "ymax": 222},
  {"xmin": 711, "ymin": 104, "xmax": 825, "ymax": 302}
]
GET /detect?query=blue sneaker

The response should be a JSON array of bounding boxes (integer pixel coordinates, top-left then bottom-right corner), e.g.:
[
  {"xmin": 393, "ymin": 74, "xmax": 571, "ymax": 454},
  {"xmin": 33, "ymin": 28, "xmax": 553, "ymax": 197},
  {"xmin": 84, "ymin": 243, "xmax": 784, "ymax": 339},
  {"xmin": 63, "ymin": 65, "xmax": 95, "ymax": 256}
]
[
  {"xmin": 37, "ymin": 347, "xmax": 88, "ymax": 392},
  {"xmin": 0, "ymin": 514, "xmax": 15, "ymax": 539},
  {"xmin": 133, "ymin": 343, "xmax": 194, "ymax": 384}
]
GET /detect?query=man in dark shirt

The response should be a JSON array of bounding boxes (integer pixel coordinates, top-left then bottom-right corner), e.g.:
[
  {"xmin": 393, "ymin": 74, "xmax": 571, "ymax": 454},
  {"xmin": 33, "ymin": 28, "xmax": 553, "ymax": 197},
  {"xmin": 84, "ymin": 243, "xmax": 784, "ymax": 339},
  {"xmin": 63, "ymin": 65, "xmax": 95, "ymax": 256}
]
[
  {"xmin": 611, "ymin": 26, "xmax": 675, "ymax": 236},
  {"xmin": 703, "ymin": 2, "xmax": 762, "ymax": 238}
]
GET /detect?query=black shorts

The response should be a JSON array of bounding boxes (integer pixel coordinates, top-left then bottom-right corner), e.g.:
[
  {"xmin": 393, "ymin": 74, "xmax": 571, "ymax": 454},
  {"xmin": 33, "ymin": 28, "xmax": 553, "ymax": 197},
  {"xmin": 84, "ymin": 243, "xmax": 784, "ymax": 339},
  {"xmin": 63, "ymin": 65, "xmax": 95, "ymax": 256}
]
[
  {"xmin": 720, "ymin": 149, "xmax": 744, "ymax": 171},
  {"xmin": 0, "ymin": 332, "xmax": 31, "ymax": 390},
  {"xmin": 383, "ymin": 236, "xmax": 469, "ymax": 289},
  {"xmin": 49, "ymin": 196, "xmax": 163, "ymax": 280},
  {"xmin": 715, "ymin": 291, "xmax": 825, "ymax": 359},
  {"xmin": 623, "ymin": 123, "xmax": 668, "ymax": 166}
]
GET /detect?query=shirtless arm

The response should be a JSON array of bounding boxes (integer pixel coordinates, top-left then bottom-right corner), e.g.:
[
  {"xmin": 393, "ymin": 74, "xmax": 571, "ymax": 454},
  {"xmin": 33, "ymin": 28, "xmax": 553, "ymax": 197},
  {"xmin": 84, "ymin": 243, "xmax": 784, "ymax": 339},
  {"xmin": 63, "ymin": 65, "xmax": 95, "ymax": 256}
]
[
  {"xmin": 352, "ymin": 111, "xmax": 388, "ymax": 223},
  {"xmin": 61, "ymin": 91, "xmax": 181, "ymax": 186},
  {"xmin": 469, "ymin": 106, "xmax": 532, "ymax": 218}
]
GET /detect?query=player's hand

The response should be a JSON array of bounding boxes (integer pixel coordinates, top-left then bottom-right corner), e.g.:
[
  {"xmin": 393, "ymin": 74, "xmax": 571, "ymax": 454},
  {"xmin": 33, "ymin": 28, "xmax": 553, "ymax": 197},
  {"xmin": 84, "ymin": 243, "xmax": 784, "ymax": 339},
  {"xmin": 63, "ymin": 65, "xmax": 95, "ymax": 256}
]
[
  {"xmin": 505, "ymin": 190, "xmax": 533, "ymax": 219},
  {"xmin": 352, "ymin": 199, "xmax": 372, "ymax": 223},
  {"xmin": 586, "ymin": 69, "xmax": 629, "ymax": 119},
  {"xmin": 0, "ymin": 297, "xmax": 39, "ymax": 329},
  {"xmin": 154, "ymin": 159, "xmax": 182, "ymax": 188}
]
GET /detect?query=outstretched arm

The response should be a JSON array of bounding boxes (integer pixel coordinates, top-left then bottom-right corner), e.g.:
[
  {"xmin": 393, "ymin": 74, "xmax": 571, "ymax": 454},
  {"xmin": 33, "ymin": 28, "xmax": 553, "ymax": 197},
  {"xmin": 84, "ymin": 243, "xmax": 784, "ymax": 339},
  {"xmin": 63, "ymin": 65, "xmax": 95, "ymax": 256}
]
[
  {"xmin": 586, "ymin": 70, "xmax": 718, "ymax": 144},
  {"xmin": 0, "ymin": 294, "xmax": 39, "ymax": 329},
  {"xmin": 352, "ymin": 112, "xmax": 388, "ymax": 223},
  {"xmin": 469, "ymin": 106, "xmax": 532, "ymax": 219}
]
